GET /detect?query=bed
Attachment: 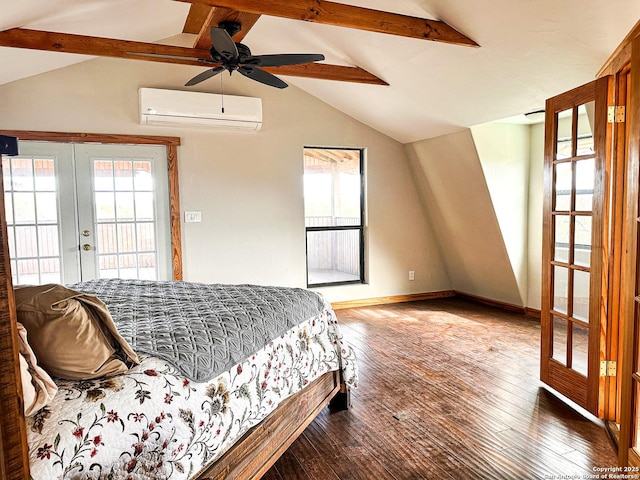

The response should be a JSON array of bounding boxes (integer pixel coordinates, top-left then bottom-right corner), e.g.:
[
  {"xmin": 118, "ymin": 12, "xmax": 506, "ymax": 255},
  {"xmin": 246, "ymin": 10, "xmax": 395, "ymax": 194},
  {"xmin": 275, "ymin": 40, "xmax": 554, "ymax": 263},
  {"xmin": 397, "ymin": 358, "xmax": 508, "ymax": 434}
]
[{"xmin": 9, "ymin": 279, "xmax": 358, "ymax": 480}]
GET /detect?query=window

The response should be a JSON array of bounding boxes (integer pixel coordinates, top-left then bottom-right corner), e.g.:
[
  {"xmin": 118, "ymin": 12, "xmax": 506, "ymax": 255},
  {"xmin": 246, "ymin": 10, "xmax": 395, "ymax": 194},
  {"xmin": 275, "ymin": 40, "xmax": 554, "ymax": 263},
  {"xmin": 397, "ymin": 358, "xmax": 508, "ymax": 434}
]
[{"xmin": 303, "ymin": 147, "xmax": 364, "ymax": 287}]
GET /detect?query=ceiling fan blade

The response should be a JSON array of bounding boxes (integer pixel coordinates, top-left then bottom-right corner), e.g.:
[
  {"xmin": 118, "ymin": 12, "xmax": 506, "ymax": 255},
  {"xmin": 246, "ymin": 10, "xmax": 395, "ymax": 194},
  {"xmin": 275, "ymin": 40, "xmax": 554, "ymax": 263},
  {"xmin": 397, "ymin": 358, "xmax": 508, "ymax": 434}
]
[
  {"xmin": 127, "ymin": 51, "xmax": 212, "ymax": 63},
  {"xmin": 238, "ymin": 65, "xmax": 288, "ymax": 89},
  {"xmin": 209, "ymin": 27, "xmax": 238, "ymax": 60},
  {"xmin": 185, "ymin": 66, "xmax": 225, "ymax": 86},
  {"xmin": 246, "ymin": 53, "xmax": 325, "ymax": 67}
]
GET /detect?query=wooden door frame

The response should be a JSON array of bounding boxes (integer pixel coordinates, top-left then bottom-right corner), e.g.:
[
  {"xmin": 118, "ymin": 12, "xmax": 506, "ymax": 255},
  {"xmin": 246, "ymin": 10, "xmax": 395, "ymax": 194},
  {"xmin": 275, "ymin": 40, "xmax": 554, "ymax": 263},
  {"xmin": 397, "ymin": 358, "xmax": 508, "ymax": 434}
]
[
  {"xmin": 604, "ymin": 64, "xmax": 631, "ymax": 435},
  {"xmin": 540, "ymin": 76, "xmax": 612, "ymax": 416},
  {"xmin": 0, "ymin": 130, "xmax": 183, "ymax": 281},
  {"xmin": 619, "ymin": 35, "xmax": 640, "ymax": 467}
]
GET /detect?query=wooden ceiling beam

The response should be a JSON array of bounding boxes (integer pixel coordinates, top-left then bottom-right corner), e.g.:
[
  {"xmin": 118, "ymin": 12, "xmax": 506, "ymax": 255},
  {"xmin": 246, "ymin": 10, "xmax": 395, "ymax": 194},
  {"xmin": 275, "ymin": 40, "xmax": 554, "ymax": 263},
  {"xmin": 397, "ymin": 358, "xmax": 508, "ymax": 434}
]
[
  {"xmin": 183, "ymin": 3, "xmax": 214, "ymax": 34},
  {"xmin": 193, "ymin": 8, "xmax": 261, "ymax": 49},
  {"xmin": 183, "ymin": 4, "xmax": 261, "ymax": 48},
  {"xmin": 0, "ymin": 28, "xmax": 207, "ymax": 66},
  {"xmin": 0, "ymin": 28, "xmax": 387, "ymax": 85},
  {"xmin": 265, "ymin": 62, "xmax": 386, "ymax": 85},
  {"xmin": 174, "ymin": 0, "xmax": 478, "ymax": 47}
]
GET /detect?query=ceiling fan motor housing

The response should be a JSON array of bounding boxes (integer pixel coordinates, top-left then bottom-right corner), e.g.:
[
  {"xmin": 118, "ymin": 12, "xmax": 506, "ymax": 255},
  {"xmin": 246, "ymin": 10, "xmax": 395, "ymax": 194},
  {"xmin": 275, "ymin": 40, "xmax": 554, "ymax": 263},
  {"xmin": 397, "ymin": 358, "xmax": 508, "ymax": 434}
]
[{"xmin": 218, "ymin": 20, "xmax": 242, "ymax": 37}]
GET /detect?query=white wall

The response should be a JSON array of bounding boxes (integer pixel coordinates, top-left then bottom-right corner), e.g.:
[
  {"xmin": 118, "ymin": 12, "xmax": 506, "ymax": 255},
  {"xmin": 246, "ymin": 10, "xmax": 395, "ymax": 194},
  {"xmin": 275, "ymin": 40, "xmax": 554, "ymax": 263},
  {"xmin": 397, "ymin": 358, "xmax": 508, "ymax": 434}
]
[
  {"xmin": 406, "ymin": 130, "xmax": 523, "ymax": 306},
  {"xmin": 471, "ymin": 122, "xmax": 531, "ymax": 305},
  {"xmin": 527, "ymin": 122, "xmax": 545, "ymax": 310},
  {"xmin": 406, "ymin": 121, "xmax": 546, "ymax": 311},
  {"xmin": 0, "ymin": 56, "xmax": 451, "ymax": 302}
]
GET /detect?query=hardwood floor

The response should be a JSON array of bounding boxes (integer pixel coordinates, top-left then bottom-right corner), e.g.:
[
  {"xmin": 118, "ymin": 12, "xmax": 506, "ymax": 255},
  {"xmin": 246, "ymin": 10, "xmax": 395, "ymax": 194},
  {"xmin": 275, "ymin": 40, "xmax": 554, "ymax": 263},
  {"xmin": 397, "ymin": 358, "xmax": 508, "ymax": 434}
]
[{"xmin": 264, "ymin": 297, "xmax": 617, "ymax": 480}]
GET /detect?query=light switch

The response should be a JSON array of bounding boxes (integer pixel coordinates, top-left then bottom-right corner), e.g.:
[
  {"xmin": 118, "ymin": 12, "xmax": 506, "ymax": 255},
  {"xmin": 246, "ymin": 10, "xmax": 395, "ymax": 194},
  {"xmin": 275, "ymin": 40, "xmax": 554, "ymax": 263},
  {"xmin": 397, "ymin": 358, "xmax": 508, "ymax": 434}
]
[{"xmin": 184, "ymin": 211, "xmax": 202, "ymax": 223}]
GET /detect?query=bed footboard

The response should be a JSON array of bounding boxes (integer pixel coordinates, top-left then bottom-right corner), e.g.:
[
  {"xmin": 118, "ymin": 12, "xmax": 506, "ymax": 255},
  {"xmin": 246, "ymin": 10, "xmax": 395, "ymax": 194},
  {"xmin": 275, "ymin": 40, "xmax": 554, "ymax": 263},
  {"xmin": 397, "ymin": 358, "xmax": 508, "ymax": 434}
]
[{"xmin": 195, "ymin": 369, "xmax": 344, "ymax": 480}]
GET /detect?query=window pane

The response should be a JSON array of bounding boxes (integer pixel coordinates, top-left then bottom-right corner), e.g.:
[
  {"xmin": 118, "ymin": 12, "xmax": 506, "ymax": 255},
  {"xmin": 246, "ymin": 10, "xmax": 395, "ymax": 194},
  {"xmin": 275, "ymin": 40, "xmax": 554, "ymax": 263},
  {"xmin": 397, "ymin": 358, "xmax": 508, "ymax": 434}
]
[
  {"xmin": 306, "ymin": 229, "xmax": 361, "ymax": 285},
  {"xmin": 303, "ymin": 173, "xmax": 332, "ymax": 225},
  {"xmin": 573, "ymin": 269, "xmax": 590, "ymax": 322},
  {"xmin": 14, "ymin": 226, "xmax": 37, "ymax": 257},
  {"xmin": 13, "ymin": 192, "xmax": 35, "ymax": 224},
  {"xmin": 4, "ymin": 193, "xmax": 12, "ymax": 225},
  {"xmin": 34, "ymin": 158, "xmax": 56, "ymax": 191},
  {"xmin": 556, "ymin": 108, "xmax": 573, "ymax": 160},
  {"xmin": 136, "ymin": 223, "xmax": 155, "ymax": 252},
  {"xmin": 552, "ymin": 316, "xmax": 567, "ymax": 365},
  {"xmin": 575, "ymin": 158, "xmax": 594, "ymax": 211},
  {"xmin": 2, "ymin": 157, "xmax": 10, "ymax": 187},
  {"xmin": 99, "ymin": 255, "xmax": 118, "ymax": 278},
  {"xmin": 11, "ymin": 157, "xmax": 34, "ymax": 191},
  {"xmin": 574, "ymin": 216, "xmax": 592, "ymax": 268},
  {"xmin": 138, "ymin": 253, "xmax": 156, "ymax": 280},
  {"xmin": 95, "ymin": 192, "xmax": 115, "ymax": 222},
  {"xmin": 135, "ymin": 192, "xmax": 155, "ymax": 221},
  {"xmin": 134, "ymin": 161, "xmax": 153, "ymax": 191},
  {"xmin": 572, "ymin": 322, "xmax": 589, "ymax": 376},
  {"xmin": 36, "ymin": 192, "xmax": 58, "ymax": 223},
  {"xmin": 553, "ymin": 266, "xmax": 569, "ymax": 314},
  {"xmin": 38, "ymin": 225, "xmax": 59, "ymax": 257},
  {"xmin": 116, "ymin": 192, "xmax": 135, "ymax": 221},
  {"xmin": 16, "ymin": 259, "xmax": 39, "ymax": 285},
  {"xmin": 39, "ymin": 258, "xmax": 61, "ymax": 284},
  {"xmin": 304, "ymin": 148, "xmax": 361, "ymax": 227},
  {"xmin": 93, "ymin": 160, "xmax": 114, "ymax": 191},
  {"xmin": 554, "ymin": 215, "xmax": 570, "ymax": 263},
  {"xmin": 114, "ymin": 160, "xmax": 134, "ymax": 191},
  {"xmin": 554, "ymin": 162, "xmax": 572, "ymax": 211},
  {"xmin": 7, "ymin": 226, "xmax": 15, "ymax": 258},
  {"xmin": 117, "ymin": 223, "xmax": 137, "ymax": 252},
  {"xmin": 97, "ymin": 223, "xmax": 117, "ymax": 254},
  {"xmin": 577, "ymin": 102, "xmax": 595, "ymax": 156},
  {"xmin": 119, "ymin": 254, "xmax": 138, "ymax": 279}
]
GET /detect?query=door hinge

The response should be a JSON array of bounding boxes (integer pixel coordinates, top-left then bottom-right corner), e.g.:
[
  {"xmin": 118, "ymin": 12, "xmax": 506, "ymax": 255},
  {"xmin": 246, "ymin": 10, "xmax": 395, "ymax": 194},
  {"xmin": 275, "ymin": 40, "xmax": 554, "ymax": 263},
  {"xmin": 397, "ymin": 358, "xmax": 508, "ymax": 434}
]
[
  {"xmin": 600, "ymin": 360, "xmax": 617, "ymax": 377},
  {"xmin": 608, "ymin": 106, "xmax": 625, "ymax": 123}
]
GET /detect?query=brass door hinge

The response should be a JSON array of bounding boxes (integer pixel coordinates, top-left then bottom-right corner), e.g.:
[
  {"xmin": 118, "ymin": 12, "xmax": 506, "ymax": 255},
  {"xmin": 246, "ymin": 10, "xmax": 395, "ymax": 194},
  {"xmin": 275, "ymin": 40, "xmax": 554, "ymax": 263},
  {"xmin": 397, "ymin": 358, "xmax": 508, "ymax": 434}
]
[
  {"xmin": 608, "ymin": 106, "xmax": 625, "ymax": 123},
  {"xmin": 600, "ymin": 360, "xmax": 617, "ymax": 377}
]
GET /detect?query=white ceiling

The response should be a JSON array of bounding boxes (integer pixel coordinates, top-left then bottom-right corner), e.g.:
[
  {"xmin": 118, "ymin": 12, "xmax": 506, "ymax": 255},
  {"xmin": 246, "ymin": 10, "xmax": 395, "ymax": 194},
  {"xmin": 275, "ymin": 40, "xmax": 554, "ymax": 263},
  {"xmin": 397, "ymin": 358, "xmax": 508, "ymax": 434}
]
[{"xmin": 2, "ymin": 0, "xmax": 639, "ymax": 143}]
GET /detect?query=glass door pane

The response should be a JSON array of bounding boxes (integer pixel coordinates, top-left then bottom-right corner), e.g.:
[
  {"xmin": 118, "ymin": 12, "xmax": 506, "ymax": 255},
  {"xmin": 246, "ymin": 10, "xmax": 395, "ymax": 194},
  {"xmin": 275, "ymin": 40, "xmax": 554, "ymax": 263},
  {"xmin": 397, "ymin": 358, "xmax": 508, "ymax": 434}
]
[
  {"xmin": 549, "ymin": 101, "xmax": 597, "ymax": 377},
  {"xmin": 3, "ymin": 142, "xmax": 78, "ymax": 284},
  {"xmin": 74, "ymin": 144, "xmax": 171, "ymax": 281}
]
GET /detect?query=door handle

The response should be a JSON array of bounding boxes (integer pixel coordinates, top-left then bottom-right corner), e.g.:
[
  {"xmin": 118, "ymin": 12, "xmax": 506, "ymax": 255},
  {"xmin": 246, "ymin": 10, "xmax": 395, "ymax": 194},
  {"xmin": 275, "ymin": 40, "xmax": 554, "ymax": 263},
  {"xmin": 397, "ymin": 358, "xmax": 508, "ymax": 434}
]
[{"xmin": 82, "ymin": 244, "xmax": 92, "ymax": 251}]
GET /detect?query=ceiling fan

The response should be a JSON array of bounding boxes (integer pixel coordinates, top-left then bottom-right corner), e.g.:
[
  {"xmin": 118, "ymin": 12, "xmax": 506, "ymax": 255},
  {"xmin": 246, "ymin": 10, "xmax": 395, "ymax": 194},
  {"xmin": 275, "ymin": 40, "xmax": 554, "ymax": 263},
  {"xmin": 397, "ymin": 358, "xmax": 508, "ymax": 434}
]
[{"xmin": 183, "ymin": 20, "xmax": 324, "ymax": 89}]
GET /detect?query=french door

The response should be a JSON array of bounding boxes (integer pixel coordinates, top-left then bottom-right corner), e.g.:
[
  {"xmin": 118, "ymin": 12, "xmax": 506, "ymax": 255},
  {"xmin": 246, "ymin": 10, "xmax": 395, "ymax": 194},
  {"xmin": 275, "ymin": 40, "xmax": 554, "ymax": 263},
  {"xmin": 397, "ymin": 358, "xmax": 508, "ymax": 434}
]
[
  {"xmin": 3, "ymin": 141, "xmax": 171, "ymax": 284},
  {"xmin": 540, "ymin": 77, "xmax": 612, "ymax": 415}
]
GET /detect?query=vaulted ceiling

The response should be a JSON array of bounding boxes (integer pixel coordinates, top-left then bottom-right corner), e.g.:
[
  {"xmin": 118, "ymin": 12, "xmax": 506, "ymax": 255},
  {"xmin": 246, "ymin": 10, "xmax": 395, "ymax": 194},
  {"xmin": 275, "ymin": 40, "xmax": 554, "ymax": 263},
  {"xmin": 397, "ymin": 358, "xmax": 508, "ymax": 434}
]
[{"xmin": 1, "ymin": 0, "xmax": 639, "ymax": 143}]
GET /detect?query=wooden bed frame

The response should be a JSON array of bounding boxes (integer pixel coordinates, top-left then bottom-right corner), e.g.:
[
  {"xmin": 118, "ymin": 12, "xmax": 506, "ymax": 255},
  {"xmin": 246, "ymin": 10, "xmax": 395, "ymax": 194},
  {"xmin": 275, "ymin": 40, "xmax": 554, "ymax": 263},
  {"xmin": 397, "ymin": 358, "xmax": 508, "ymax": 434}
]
[{"xmin": 0, "ymin": 147, "xmax": 349, "ymax": 480}]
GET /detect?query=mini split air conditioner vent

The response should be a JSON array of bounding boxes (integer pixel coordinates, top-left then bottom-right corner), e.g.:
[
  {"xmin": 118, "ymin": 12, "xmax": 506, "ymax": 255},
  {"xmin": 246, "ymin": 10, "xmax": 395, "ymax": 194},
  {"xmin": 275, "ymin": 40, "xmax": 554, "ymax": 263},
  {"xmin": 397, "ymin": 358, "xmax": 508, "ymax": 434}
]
[{"xmin": 139, "ymin": 88, "xmax": 262, "ymax": 131}]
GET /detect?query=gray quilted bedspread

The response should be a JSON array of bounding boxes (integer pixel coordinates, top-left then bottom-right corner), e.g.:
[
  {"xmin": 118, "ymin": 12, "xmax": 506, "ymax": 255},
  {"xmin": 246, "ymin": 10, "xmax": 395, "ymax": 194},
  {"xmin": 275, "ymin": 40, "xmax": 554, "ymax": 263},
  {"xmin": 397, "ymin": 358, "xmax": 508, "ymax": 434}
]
[{"xmin": 69, "ymin": 279, "xmax": 327, "ymax": 382}]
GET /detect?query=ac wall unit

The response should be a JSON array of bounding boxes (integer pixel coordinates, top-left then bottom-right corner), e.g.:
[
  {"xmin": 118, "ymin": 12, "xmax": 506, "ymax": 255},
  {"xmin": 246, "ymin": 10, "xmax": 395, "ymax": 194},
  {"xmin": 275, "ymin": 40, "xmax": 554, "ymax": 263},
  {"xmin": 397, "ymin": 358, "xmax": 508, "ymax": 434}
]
[{"xmin": 139, "ymin": 88, "xmax": 262, "ymax": 131}]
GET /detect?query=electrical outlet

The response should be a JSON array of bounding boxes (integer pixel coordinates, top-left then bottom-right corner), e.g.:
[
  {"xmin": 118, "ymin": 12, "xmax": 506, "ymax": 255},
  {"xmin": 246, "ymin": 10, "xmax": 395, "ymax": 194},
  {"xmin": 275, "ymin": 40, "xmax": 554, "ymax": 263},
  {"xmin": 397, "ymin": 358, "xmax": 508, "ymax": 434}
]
[{"xmin": 409, "ymin": 270, "xmax": 415, "ymax": 281}]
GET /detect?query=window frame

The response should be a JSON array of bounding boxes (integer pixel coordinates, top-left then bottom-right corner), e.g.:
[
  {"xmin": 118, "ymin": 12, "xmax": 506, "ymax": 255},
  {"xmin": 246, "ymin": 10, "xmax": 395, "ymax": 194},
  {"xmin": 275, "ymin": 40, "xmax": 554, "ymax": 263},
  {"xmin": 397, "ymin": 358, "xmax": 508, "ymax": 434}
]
[{"xmin": 303, "ymin": 146, "xmax": 365, "ymax": 288}]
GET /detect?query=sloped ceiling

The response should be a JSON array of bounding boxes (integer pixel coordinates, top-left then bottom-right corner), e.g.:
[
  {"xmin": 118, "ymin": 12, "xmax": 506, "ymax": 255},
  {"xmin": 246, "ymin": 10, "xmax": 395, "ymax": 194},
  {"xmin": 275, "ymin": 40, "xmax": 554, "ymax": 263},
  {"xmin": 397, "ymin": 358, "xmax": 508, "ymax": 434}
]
[{"xmin": 2, "ymin": 0, "xmax": 639, "ymax": 143}]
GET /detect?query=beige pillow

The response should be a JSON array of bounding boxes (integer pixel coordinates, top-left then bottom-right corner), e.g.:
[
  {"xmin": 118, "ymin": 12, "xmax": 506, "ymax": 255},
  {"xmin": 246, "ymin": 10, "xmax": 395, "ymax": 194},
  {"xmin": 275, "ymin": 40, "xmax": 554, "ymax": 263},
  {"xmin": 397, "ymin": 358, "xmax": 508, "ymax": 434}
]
[
  {"xmin": 16, "ymin": 323, "xmax": 58, "ymax": 416},
  {"xmin": 14, "ymin": 284, "xmax": 139, "ymax": 380}
]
